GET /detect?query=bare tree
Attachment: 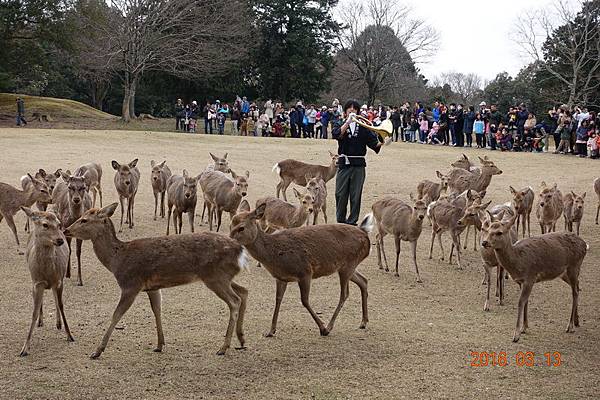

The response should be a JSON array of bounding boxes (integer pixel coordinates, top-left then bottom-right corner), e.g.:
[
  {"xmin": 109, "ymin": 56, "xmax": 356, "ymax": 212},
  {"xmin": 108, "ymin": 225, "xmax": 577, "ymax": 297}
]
[
  {"xmin": 431, "ymin": 72, "xmax": 484, "ymax": 104},
  {"xmin": 514, "ymin": 0, "xmax": 600, "ymax": 106},
  {"xmin": 77, "ymin": 0, "xmax": 251, "ymax": 121}
]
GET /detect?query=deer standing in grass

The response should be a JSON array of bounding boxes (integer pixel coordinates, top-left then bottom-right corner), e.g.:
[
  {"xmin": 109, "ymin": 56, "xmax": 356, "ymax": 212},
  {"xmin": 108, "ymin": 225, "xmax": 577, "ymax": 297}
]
[
  {"xmin": 536, "ymin": 182, "xmax": 563, "ymax": 234},
  {"xmin": 166, "ymin": 170, "xmax": 200, "ymax": 235},
  {"xmin": 112, "ymin": 159, "xmax": 140, "ymax": 232},
  {"xmin": 200, "ymin": 153, "xmax": 230, "ymax": 224},
  {"xmin": 0, "ymin": 174, "xmax": 52, "ymax": 253},
  {"xmin": 510, "ymin": 186, "xmax": 534, "ymax": 238},
  {"xmin": 447, "ymin": 156, "xmax": 502, "ymax": 194},
  {"xmin": 305, "ymin": 176, "xmax": 328, "ymax": 225},
  {"xmin": 19, "ymin": 208, "xmax": 74, "ymax": 356},
  {"xmin": 481, "ymin": 212, "xmax": 587, "ymax": 342},
  {"xmin": 64, "ymin": 203, "xmax": 249, "ymax": 358},
  {"xmin": 53, "ymin": 172, "xmax": 92, "ymax": 286},
  {"xmin": 150, "ymin": 160, "xmax": 172, "ymax": 220},
  {"xmin": 416, "ymin": 171, "xmax": 449, "ymax": 204},
  {"xmin": 372, "ymin": 195, "xmax": 428, "ymax": 282},
  {"xmin": 201, "ymin": 170, "xmax": 249, "ymax": 231},
  {"xmin": 563, "ymin": 191, "xmax": 586, "ymax": 235},
  {"xmin": 73, "ymin": 162, "xmax": 103, "ymax": 208},
  {"xmin": 273, "ymin": 151, "xmax": 338, "ymax": 201},
  {"xmin": 256, "ymin": 188, "xmax": 314, "ymax": 231},
  {"xmin": 230, "ymin": 203, "xmax": 371, "ymax": 337}
]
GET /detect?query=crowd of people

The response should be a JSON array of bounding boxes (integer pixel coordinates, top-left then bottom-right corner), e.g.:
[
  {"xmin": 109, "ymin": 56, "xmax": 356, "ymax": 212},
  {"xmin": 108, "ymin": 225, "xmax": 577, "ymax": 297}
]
[{"xmin": 174, "ymin": 97, "xmax": 600, "ymax": 159}]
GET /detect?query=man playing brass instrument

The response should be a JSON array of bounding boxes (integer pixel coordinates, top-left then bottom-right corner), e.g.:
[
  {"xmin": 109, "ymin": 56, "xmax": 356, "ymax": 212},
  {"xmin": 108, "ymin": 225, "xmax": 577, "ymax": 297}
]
[{"xmin": 332, "ymin": 99, "xmax": 388, "ymax": 225}]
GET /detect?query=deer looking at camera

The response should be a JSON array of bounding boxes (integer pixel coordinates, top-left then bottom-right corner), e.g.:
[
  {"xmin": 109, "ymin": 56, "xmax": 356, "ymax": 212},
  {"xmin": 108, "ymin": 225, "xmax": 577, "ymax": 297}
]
[
  {"xmin": 64, "ymin": 203, "xmax": 249, "ymax": 358},
  {"xmin": 166, "ymin": 170, "xmax": 200, "ymax": 235},
  {"xmin": 273, "ymin": 151, "xmax": 339, "ymax": 201},
  {"xmin": 73, "ymin": 162, "xmax": 103, "ymax": 208},
  {"xmin": 21, "ymin": 168, "xmax": 62, "ymax": 232},
  {"xmin": 305, "ymin": 176, "xmax": 328, "ymax": 225},
  {"xmin": 230, "ymin": 204, "xmax": 372, "ymax": 338},
  {"xmin": 200, "ymin": 153, "xmax": 230, "ymax": 224},
  {"xmin": 150, "ymin": 160, "xmax": 172, "ymax": 220},
  {"xmin": 536, "ymin": 181, "xmax": 563, "ymax": 234},
  {"xmin": 510, "ymin": 186, "xmax": 534, "ymax": 238},
  {"xmin": 563, "ymin": 191, "xmax": 585, "ymax": 235},
  {"xmin": 19, "ymin": 208, "xmax": 74, "ymax": 356},
  {"xmin": 112, "ymin": 159, "xmax": 140, "ymax": 232},
  {"xmin": 481, "ymin": 212, "xmax": 587, "ymax": 342}
]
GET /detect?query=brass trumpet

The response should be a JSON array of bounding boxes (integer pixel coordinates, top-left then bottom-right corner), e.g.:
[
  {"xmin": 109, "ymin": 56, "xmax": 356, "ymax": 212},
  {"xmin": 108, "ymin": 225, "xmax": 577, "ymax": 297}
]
[{"xmin": 350, "ymin": 114, "xmax": 393, "ymax": 140}]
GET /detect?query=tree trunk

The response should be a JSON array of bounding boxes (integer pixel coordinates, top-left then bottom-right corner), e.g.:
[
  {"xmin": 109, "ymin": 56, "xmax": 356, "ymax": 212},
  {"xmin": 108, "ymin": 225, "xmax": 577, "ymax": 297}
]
[
  {"xmin": 121, "ymin": 72, "xmax": 140, "ymax": 122},
  {"xmin": 129, "ymin": 78, "xmax": 137, "ymax": 120}
]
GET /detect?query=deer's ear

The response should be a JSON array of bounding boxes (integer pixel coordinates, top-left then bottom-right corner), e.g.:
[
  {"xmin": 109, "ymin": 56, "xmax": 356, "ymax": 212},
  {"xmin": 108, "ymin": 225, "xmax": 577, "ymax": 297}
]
[
  {"xmin": 183, "ymin": 169, "xmax": 189, "ymax": 178},
  {"xmin": 150, "ymin": 160, "xmax": 156, "ymax": 167},
  {"xmin": 210, "ymin": 153, "xmax": 218, "ymax": 162},
  {"xmin": 37, "ymin": 168, "xmax": 47, "ymax": 178},
  {"xmin": 223, "ymin": 153, "xmax": 228, "ymax": 159},
  {"xmin": 482, "ymin": 200, "xmax": 492, "ymax": 210},
  {"xmin": 581, "ymin": 192, "xmax": 586, "ymax": 199},
  {"xmin": 293, "ymin": 188, "xmax": 302, "ymax": 199},
  {"xmin": 238, "ymin": 199, "xmax": 250, "ymax": 213},
  {"xmin": 462, "ymin": 153, "xmax": 468, "ymax": 160},
  {"xmin": 502, "ymin": 213, "xmax": 517, "ymax": 230},
  {"xmin": 129, "ymin": 158, "xmax": 138, "ymax": 168},
  {"xmin": 60, "ymin": 171, "xmax": 71, "ymax": 181},
  {"xmin": 478, "ymin": 156, "xmax": 486, "ymax": 164},
  {"xmin": 409, "ymin": 192, "xmax": 416, "ymax": 202},
  {"xmin": 244, "ymin": 170, "xmax": 250, "ymax": 179},
  {"xmin": 98, "ymin": 203, "xmax": 118, "ymax": 218},
  {"xmin": 230, "ymin": 170, "xmax": 238, "ymax": 179},
  {"xmin": 436, "ymin": 170, "xmax": 443, "ymax": 179},
  {"xmin": 509, "ymin": 186, "xmax": 516, "ymax": 195},
  {"xmin": 496, "ymin": 210, "xmax": 505, "ymax": 221},
  {"xmin": 159, "ymin": 160, "xmax": 166, "ymax": 168},
  {"xmin": 111, "ymin": 161, "xmax": 120, "ymax": 170},
  {"xmin": 252, "ymin": 203, "xmax": 266, "ymax": 220},
  {"xmin": 54, "ymin": 169, "xmax": 62, "ymax": 178}
]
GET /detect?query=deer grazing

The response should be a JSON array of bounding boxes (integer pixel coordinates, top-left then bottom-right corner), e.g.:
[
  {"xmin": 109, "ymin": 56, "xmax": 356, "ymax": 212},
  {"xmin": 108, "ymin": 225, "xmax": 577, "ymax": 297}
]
[
  {"xmin": 150, "ymin": 160, "xmax": 172, "ymax": 220},
  {"xmin": 166, "ymin": 170, "xmax": 200, "ymax": 235},
  {"xmin": 53, "ymin": 172, "xmax": 92, "ymax": 286},
  {"xmin": 273, "ymin": 151, "xmax": 339, "ymax": 201},
  {"xmin": 371, "ymin": 195, "xmax": 428, "ymax": 282},
  {"xmin": 563, "ymin": 191, "xmax": 586, "ymax": 235},
  {"xmin": 64, "ymin": 203, "xmax": 249, "ymax": 358},
  {"xmin": 0, "ymin": 174, "xmax": 52, "ymax": 253},
  {"xmin": 481, "ymin": 212, "xmax": 587, "ymax": 342},
  {"xmin": 201, "ymin": 170, "xmax": 249, "ymax": 231},
  {"xmin": 595, "ymin": 178, "xmax": 600, "ymax": 224},
  {"xmin": 200, "ymin": 153, "xmax": 231, "ymax": 223},
  {"xmin": 19, "ymin": 208, "xmax": 74, "ymax": 356},
  {"xmin": 510, "ymin": 186, "xmax": 535, "ymax": 238},
  {"xmin": 305, "ymin": 176, "xmax": 328, "ymax": 225},
  {"xmin": 257, "ymin": 188, "xmax": 314, "ymax": 231},
  {"xmin": 447, "ymin": 156, "xmax": 502, "ymax": 194},
  {"xmin": 230, "ymin": 203, "xmax": 371, "ymax": 337},
  {"xmin": 112, "ymin": 159, "xmax": 140, "ymax": 232},
  {"xmin": 73, "ymin": 162, "xmax": 103, "ymax": 208},
  {"xmin": 536, "ymin": 182, "xmax": 563, "ymax": 234},
  {"xmin": 416, "ymin": 171, "xmax": 449, "ymax": 204}
]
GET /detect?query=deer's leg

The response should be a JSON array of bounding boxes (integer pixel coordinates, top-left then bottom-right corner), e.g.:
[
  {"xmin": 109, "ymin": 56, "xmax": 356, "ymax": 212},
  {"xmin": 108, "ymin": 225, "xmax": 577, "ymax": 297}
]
[
  {"xmin": 53, "ymin": 287, "xmax": 61, "ymax": 329},
  {"xmin": 322, "ymin": 203, "xmax": 328, "ymax": 224},
  {"xmin": 97, "ymin": 185, "xmax": 103, "ymax": 208},
  {"xmin": 463, "ymin": 226, "xmax": 469, "ymax": 250},
  {"xmin": 118, "ymin": 196, "xmax": 125, "ymax": 232},
  {"xmin": 266, "ymin": 280, "xmax": 288, "ymax": 337},
  {"xmin": 91, "ymin": 188, "xmax": 97, "ymax": 208},
  {"xmin": 160, "ymin": 192, "xmax": 165, "ymax": 218},
  {"xmin": 350, "ymin": 271, "xmax": 369, "ymax": 329},
  {"xmin": 497, "ymin": 267, "xmax": 505, "ymax": 305},
  {"xmin": 516, "ymin": 215, "xmax": 520, "ymax": 237},
  {"xmin": 38, "ymin": 301, "xmax": 44, "ymax": 327},
  {"xmin": 513, "ymin": 282, "xmax": 533, "ymax": 342},
  {"xmin": 394, "ymin": 236, "xmax": 401, "ymax": 277},
  {"xmin": 410, "ymin": 240, "xmax": 421, "ymax": 283},
  {"xmin": 281, "ymin": 180, "xmax": 291, "ymax": 202},
  {"xmin": 153, "ymin": 192, "xmax": 158, "ymax": 221},
  {"xmin": 54, "ymin": 285, "xmax": 74, "ymax": 342},
  {"xmin": 216, "ymin": 209, "xmax": 224, "ymax": 232},
  {"xmin": 204, "ymin": 279, "xmax": 241, "ymax": 355},
  {"xmin": 428, "ymin": 229, "xmax": 436, "ymax": 260},
  {"xmin": 20, "ymin": 283, "xmax": 45, "ymax": 356},
  {"xmin": 147, "ymin": 290, "xmax": 165, "ymax": 352},
  {"xmin": 326, "ymin": 272, "xmax": 351, "ymax": 333},
  {"xmin": 230, "ymin": 282, "xmax": 248, "ymax": 348},
  {"xmin": 381, "ymin": 232, "xmax": 391, "ymax": 271},
  {"xmin": 375, "ymin": 232, "xmax": 384, "ymax": 269},
  {"xmin": 526, "ymin": 212, "xmax": 531, "ymax": 237},
  {"xmin": 483, "ymin": 264, "xmax": 491, "ymax": 311},
  {"xmin": 4, "ymin": 214, "xmax": 22, "ymax": 253},
  {"xmin": 298, "ymin": 277, "xmax": 327, "ymax": 336},
  {"xmin": 201, "ymin": 202, "xmax": 206, "ymax": 223},
  {"xmin": 188, "ymin": 209, "xmax": 195, "ymax": 233},
  {"xmin": 437, "ymin": 232, "xmax": 445, "ymax": 261},
  {"xmin": 91, "ymin": 289, "xmax": 138, "ymax": 359},
  {"xmin": 65, "ymin": 237, "xmax": 72, "ymax": 278},
  {"xmin": 129, "ymin": 196, "xmax": 135, "ymax": 228},
  {"xmin": 275, "ymin": 180, "xmax": 282, "ymax": 199},
  {"xmin": 166, "ymin": 204, "xmax": 173, "ymax": 235},
  {"xmin": 208, "ymin": 203, "xmax": 214, "ymax": 231},
  {"xmin": 596, "ymin": 202, "xmax": 599, "ymax": 224},
  {"xmin": 177, "ymin": 211, "xmax": 183, "ymax": 234},
  {"xmin": 76, "ymin": 239, "xmax": 83, "ymax": 286}
]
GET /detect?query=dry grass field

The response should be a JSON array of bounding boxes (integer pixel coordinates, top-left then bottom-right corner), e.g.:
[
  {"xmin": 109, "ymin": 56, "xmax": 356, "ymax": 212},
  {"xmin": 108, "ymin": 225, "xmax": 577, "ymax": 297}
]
[{"xmin": 1, "ymin": 128, "xmax": 599, "ymax": 399}]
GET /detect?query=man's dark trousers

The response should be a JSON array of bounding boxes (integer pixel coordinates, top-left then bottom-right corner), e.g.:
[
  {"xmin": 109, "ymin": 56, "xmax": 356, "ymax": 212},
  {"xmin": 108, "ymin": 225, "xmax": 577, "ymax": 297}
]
[{"xmin": 335, "ymin": 166, "xmax": 366, "ymax": 225}]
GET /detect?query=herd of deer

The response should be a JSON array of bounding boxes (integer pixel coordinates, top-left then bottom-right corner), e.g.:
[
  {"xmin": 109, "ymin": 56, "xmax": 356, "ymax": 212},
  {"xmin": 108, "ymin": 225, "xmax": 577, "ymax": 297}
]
[{"xmin": 0, "ymin": 151, "xmax": 596, "ymax": 358}]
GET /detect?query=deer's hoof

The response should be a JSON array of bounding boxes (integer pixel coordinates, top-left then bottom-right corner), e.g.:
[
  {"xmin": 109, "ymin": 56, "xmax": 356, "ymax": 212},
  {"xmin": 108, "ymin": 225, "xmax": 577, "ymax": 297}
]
[
  {"xmin": 19, "ymin": 350, "xmax": 28, "ymax": 357},
  {"xmin": 77, "ymin": 281, "xmax": 83, "ymax": 287},
  {"xmin": 234, "ymin": 346, "xmax": 247, "ymax": 351},
  {"xmin": 319, "ymin": 327, "xmax": 330, "ymax": 336},
  {"xmin": 416, "ymin": 278, "xmax": 423, "ymax": 283},
  {"xmin": 216, "ymin": 349, "xmax": 227, "ymax": 356},
  {"xmin": 67, "ymin": 335, "xmax": 75, "ymax": 342},
  {"xmin": 90, "ymin": 351, "xmax": 102, "ymax": 359},
  {"xmin": 153, "ymin": 347, "xmax": 163, "ymax": 353},
  {"xmin": 264, "ymin": 331, "xmax": 275, "ymax": 338}
]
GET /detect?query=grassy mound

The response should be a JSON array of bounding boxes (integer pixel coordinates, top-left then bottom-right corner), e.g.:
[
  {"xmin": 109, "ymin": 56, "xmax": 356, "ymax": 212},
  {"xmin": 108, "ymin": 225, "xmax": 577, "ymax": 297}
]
[{"xmin": 0, "ymin": 93, "xmax": 116, "ymax": 120}]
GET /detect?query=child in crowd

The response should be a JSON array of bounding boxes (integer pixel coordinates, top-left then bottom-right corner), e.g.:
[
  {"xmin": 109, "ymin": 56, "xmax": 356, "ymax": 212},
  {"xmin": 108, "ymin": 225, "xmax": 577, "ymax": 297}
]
[
  {"xmin": 473, "ymin": 114, "xmax": 485, "ymax": 148},
  {"xmin": 428, "ymin": 122, "xmax": 442, "ymax": 144},
  {"xmin": 418, "ymin": 113, "xmax": 428, "ymax": 143},
  {"xmin": 217, "ymin": 112, "xmax": 226, "ymax": 135},
  {"xmin": 587, "ymin": 131, "xmax": 598, "ymax": 159},
  {"xmin": 272, "ymin": 118, "xmax": 283, "ymax": 137},
  {"xmin": 575, "ymin": 120, "xmax": 589, "ymax": 157},
  {"xmin": 497, "ymin": 128, "xmax": 512, "ymax": 151}
]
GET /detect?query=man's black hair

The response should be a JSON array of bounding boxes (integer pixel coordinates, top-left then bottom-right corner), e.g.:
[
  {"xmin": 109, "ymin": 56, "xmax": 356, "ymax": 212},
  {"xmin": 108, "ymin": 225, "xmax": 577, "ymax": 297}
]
[{"xmin": 343, "ymin": 99, "xmax": 361, "ymax": 113}]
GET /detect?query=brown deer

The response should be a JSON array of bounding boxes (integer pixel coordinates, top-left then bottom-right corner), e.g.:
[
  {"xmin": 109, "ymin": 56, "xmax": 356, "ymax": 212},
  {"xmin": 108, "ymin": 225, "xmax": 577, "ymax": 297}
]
[
  {"xmin": 166, "ymin": 170, "xmax": 200, "ymax": 235},
  {"xmin": 73, "ymin": 162, "xmax": 103, "ymax": 208},
  {"xmin": 416, "ymin": 171, "xmax": 449, "ymax": 204},
  {"xmin": 64, "ymin": 203, "xmax": 249, "ymax": 358},
  {"xmin": 273, "ymin": 151, "xmax": 339, "ymax": 201},
  {"xmin": 509, "ymin": 186, "xmax": 535, "ymax": 238},
  {"xmin": 563, "ymin": 191, "xmax": 586, "ymax": 235},
  {"xmin": 21, "ymin": 168, "xmax": 61, "ymax": 232},
  {"xmin": 200, "ymin": 153, "xmax": 231, "ymax": 224},
  {"xmin": 53, "ymin": 172, "xmax": 92, "ymax": 286},
  {"xmin": 447, "ymin": 157, "xmax": 502, "ymax": 194},
  {"xmin": 450, "ymin": 154, "xmax": 481, "ymax": 174},
  {"xmin": 112, "ymin": 159, "xmax": 140, "ymax": 232},
  {"xmin": 19, "ymin": 208, "xmax": 74, "ymax": 356},
  {"xmin": 536, "ymin": 182, "xmax": 563, "ymax": 234},
  {"xmin": 150, "ymin": 160, "xmax": 172, "ymax": 220},
  {"xmin": 305, "ymin": 176, "xmax": 328, "ymax": 225},
  {"xmin": 372, "ymin": 195, "xmax": 428, "ymax": 282},
  {"xmin": 256, "ymin": 188, "xmax": 314, "ymax": 231},
  {"xmin": 0, "ymin": 174, "xmax": 52, "ymax": 253},
  {"xmin": 201, "ymin": 170, "xmax": 249, "ymax": 231},
  {"xmin": 456, "ymin": 199, "xmax": 493, "ymax": 251},
  {"xmin": 595, "ymin": 178, "xmax": 600, "ymax": 224},
  {"xmin": 229, "ymin": 204, "xmax": 371, "ymax": 337},
  {"xmin": 481, "ymin": 212, "xmax": 587, "ymax": 342}
]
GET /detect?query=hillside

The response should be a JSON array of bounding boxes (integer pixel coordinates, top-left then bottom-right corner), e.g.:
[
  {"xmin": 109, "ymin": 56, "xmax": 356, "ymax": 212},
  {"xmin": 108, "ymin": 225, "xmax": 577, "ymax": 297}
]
[{"xmin": 0, "ymin": 93, "xmax": 116, "ymax": 121}]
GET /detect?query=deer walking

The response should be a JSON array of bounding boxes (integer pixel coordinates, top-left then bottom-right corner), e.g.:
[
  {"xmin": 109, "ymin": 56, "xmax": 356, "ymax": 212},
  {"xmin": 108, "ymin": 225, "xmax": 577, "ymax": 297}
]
[
  {"xmin": 510, "ymin": 186, "xmax": 534, "ymax": 238},
  {"xmin": 536, "ymin": 182, "xmax": 563, "ymax": 234},
  {"xmin": 112, "ymin": 159, "xmax": 140, "ymax": 232},
  {"xmin": 73, "ymin": 162, "xmax": 103, "ymax": 208},
  {"xmin": 481, "ymin": 213, "xmax": 587, "ymax": 342},
  {"xmin": 563, "ymin": 191, "xmax": 586, "ymax": 235},
  {"xmin": 19, "ymin": 208, "xmax": 74, "ymax": 356},
  {"xmin": 416, "ymin": 171, "xmax": 449, "ymax": 204},
  {"xmin": 150, "ymin": 160, "xmax": 172, "ymax": 220},
  {"xmin": 166, "ymin": 170, "xmax": 200, "ymax": 235},
  {"xmin": 201, "ymin": 170, "xmax": 249, "ymax": 231},
  {"xmin": 273, "ymin": 151, "xmax": 338, "ymax": 201},
  {"xmin": 64, "ymin": 203, "xmax": 249, "ymax": 358},
  {"xmin": 447, "ymin": 156, "xmax": 502, "ymax": 194},
  {"xmin": 230, "ymin": 204, "xmax": 371, "ymax": 337},
  {"xmin": 372, "ymin": 195, "xmax": 427, "ymax": 282}
]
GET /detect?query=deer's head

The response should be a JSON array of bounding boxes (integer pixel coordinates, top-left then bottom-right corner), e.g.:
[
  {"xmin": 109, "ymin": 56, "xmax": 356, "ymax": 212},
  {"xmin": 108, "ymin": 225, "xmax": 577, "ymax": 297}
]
[
  {"xmin": 409, "ymin": 193, "xmax": 428, "ymax": 221},
  {"xmin": 27, "ymin": 173, "xmax": 52, "ymax": 203},
  {"xmin": 457, "ymin": 200, "xmax": 491, "ymax": 227},
  {"xmin": 481, "ymin": 212, "xmax": 517, "ymax": 250},
  {"xmin": 572, "ymin": 191, "xmax": 586, "ymax": 212},
  {"xmin": 538, "ymin": 182, "xmax": 557, "ymax": 208},
  {"xmin": 112, "ymin": 159, "xmax": 138, "ymax": 186},
  {"xmin": 35, "ymin": 168, "xmax": 61, "ymax": 194},
  {"xmin": 510, "ymin": 186, "xmax": 530, "ymax": 213},
  {"xmin": 293, "ymin": 188, "xmax": 314, "ymax": 214},
  {"xmin": 182, "ymin": 170, "xmax": 199, "ymax": 199},
  {"xmin": 231, "ymin": 170, "xmax": 249, "ymax": 197},
  {"xmin": 210, "ymin": 153, "xmax": 230, "ymax": 173},
  {"xmin": 64, "ymin": 203, "xmax": 118, "ymax": 240},
  {"xmin": 61, "ymin": 171, "xmax": 88, "ymax": 205},
  {"xmin": 150, "ymin": 160, "xmax": 167, "ymax": 183},
  {"xmin": 478, "ymin": 156, "xmax": 502, "ymax": 175},
  {"xmin": 450, "ymin": 154, "xmax": 470, "ymax": 170},
  {"xmin": 435, "ymin": 170, "xmax": 449, "ymax": 190},
  {"xmin": 21, "ymin": 207, "xmax": 64, "ymax": 247},
  {"xmin": 230, "ymin": 202, "xmax": 266, "ymax": 245}
]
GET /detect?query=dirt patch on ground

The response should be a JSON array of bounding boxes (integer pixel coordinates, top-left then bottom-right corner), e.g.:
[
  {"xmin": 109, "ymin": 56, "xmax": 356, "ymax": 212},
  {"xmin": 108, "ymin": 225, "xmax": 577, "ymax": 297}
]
[{"xmin": 1, "ymin": 129, "xmax": 598, "ymax": 399}]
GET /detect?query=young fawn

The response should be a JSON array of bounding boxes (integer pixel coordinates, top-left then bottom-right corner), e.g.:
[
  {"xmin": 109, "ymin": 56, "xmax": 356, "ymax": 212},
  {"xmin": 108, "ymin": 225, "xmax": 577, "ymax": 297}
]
[
  {"xmin": 150, "ymin": 160, "xmax": 172, "ymax": 220},
  {"xmin": 19, "ymin": 208, "xmax": 74, "ymax": 356},
  {"xmin": 230, "ymin": 203, "xmax": 372, "ymax": 337},
  {"xmin": 112, "ymin": 159, "xmax": 140, "ymax": 232},
  {"xmin": 481, "ymin": 213, "xmax": 587, "ymax": 342},
  {"xmin": 563, "ymin": 191, "xmax": 586, "ymax": 235},
  {"xmin": 64, "ymin": 203, "xmax": 249, "ymax": 358}
]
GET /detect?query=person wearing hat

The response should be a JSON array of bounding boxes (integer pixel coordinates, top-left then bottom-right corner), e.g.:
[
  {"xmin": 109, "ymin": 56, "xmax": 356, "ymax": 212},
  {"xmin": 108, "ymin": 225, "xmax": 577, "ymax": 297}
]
[{"xmin": 332, "ymin": 99, "xmax": 389, "ymax": 225}]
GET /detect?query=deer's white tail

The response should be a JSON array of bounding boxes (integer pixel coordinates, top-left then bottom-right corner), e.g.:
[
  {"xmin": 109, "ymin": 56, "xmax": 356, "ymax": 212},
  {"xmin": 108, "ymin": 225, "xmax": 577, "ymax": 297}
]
[
  {"xmin": 272, "ymin": 163, "xmax": 281, "ymax": 176},
  {"xmin": 237, "ymin": 247, "xmax": 251, "ymax": 271},
  {"xmin": 20, "ymin": 175, "xmax": 32, "ymax": 191},
  {"xmin": 359, "ymin": 213, "xmax": 374, "ymax": 233},
  {"xmin": 427, "ymin": 201, "xmax": 437, "ymax": 218}
]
